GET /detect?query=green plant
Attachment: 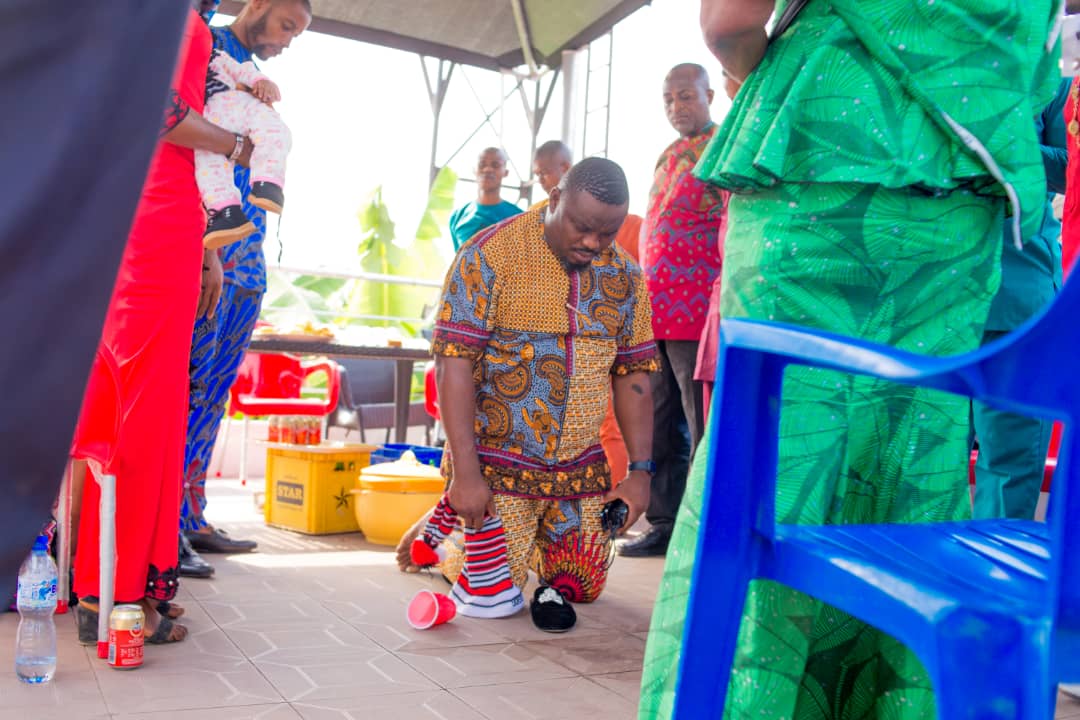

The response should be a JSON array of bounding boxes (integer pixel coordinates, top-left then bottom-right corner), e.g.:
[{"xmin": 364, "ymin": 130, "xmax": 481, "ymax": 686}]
[
  {"xmin": 259, "ymin": 167, "xmax": 458, "ymax": 333},
  {"xmin": 344, "ymin": 166, "xmax": 458, "ymax": 335}
]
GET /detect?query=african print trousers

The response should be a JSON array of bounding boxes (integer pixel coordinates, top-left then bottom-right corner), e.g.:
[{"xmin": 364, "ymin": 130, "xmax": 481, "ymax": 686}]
[
  {"xmin": 438, "ymin": 492, "xmax": 613, "ymax": 609},
  {"xmin": 180, "ymin": 283, "xmax": 263, "ymax": 532}
]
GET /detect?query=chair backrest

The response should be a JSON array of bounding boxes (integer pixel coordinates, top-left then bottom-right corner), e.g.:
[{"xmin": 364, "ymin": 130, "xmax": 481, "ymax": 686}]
[
  {"xmin": 715, "ymin": 264, "xmax": 1080, "ymax": 653},
  {"xmin": 337, "ymin": 358, "xmax": 395, "ymax": 406},
  {"xmin": 331, "ymin": 363, "xmax": 357, "ymax": 413},
  {"xmin": 973, "ymin": 265, "xmax": 1080, "ymax": 631},
  {"xmin": 327, "ymin": 359, "xmax": 429, "ymax": 441},
  {"xmin": 248, "ymin": 353, "xmax": 304, "ymax": 398}
]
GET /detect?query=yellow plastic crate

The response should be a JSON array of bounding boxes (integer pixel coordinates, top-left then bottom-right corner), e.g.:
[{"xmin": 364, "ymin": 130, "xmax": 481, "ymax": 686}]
[{"xmin": 264, "ymin": 443, "xmax": 375, "ymax": 534}]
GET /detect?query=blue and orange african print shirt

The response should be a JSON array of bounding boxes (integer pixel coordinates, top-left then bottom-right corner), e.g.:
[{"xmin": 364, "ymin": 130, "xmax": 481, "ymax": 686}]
[{"xmin": 432, "ymin": 208, "xmax": 659, "ymax": 499}]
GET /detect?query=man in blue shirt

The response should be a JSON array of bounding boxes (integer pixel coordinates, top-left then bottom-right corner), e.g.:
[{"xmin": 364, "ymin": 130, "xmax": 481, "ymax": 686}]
[
  {"xmin": 449, "ymin": 147, "xmax": 522, "ymax": 251},
  {"xmin": 971, "ymin": 77, "xmax": 1071, "ymax": 520},
  {"xmin": 179, "ymin": 0, "xmax": 312, "ymax": 577}
]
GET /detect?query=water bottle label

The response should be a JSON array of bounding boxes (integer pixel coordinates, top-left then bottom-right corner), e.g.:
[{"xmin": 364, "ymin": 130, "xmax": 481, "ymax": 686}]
[{"xmin": 17, "ymin": 578, "xmax": 57, "ymax": 609}]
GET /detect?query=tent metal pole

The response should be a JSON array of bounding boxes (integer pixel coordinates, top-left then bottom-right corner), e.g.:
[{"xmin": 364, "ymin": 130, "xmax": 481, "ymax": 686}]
[
  {"xmin": 421, "ymin": 57, "xmax": 455, "ymax": 188},
  {"xmin": 561, "ymin": 49, "xmax": 581, "ymax": 150}
]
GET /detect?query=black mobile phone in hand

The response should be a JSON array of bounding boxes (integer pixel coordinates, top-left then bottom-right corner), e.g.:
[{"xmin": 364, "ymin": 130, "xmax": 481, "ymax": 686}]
[{"xmin": 600, "ymin": 498, "xmax": 629, "ymax": 535}]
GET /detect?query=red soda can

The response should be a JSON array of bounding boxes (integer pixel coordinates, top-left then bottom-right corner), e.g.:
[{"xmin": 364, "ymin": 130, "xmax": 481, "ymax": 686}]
[{"xmin": 108, "ymin": 604, "xmax": 144, "ymax": 669}]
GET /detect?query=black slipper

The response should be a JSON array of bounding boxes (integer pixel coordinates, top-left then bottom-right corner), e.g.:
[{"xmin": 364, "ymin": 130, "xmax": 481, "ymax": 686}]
[
  {"xmin": 146, "ymin": 616, "xmax": 184, "ymax": 644},
  {"xmin": 530, "ymin": 585, "xmax": 576, "ymax": 633}
]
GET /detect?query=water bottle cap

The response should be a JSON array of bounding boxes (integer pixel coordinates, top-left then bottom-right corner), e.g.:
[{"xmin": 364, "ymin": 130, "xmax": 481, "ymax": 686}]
[{"xmin": 32, "ymin": 535, "xmax": 48, "ymax": 552}]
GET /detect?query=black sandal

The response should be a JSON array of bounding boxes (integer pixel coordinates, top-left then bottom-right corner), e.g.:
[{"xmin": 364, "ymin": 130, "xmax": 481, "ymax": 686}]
[
  {"xmin": 75, "ymin": 601, "xmax": 99, "ymax": 646},
  {"xmin": 146, "ymin": 616, "xmax": 185, "ymax": 644}
]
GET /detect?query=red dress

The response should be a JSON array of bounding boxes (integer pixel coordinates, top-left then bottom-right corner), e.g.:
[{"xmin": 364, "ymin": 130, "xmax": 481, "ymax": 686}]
[{"xmin": 72, "ymin": 9, "xmax": 209, "ymax": 604}]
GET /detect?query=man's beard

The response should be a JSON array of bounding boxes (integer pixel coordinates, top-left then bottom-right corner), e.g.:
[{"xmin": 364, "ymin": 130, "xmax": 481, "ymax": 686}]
[
  {"xmin": 561, "ymin": 257, "xmax": 592, "ymax": 272},
  {"xmin": 248, "ymin": 13, "xmax": 272, "ymax": 58}
]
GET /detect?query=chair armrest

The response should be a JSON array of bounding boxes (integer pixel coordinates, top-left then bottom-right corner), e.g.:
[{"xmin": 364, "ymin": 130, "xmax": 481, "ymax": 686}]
[{"xmin": 301, "ymin": 358, "xmax": 341, "ymax": 413}]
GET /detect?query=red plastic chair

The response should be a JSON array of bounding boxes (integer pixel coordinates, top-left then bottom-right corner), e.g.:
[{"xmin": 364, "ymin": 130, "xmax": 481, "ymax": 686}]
[
  {"xmin": 423, "ymin": 362, "xmax": 442, "ymax": 443},
  {"xmin": 219, "ymin": 352, "xmax": 340, "ymax": 482},
  {"xmin": 423, "ymin": 362, "xmax": 439, "ymax": 421}
]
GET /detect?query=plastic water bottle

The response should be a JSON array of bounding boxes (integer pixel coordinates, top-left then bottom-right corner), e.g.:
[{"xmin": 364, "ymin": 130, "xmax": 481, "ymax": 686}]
[{"xmin": 14, "ymin": 535, "xmax": 57, "ymax": 684}]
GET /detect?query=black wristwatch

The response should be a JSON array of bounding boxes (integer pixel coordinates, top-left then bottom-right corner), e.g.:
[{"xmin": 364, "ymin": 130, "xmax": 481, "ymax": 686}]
[{"xmin": 628, "ymin": 460, "xmax": 657, "ymax": 476}]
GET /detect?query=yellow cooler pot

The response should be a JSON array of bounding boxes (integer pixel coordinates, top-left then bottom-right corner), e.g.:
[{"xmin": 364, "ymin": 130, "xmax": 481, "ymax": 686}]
[{"xmin": 352, "ymin": 451, "xmax": 444, "ymax": 545}]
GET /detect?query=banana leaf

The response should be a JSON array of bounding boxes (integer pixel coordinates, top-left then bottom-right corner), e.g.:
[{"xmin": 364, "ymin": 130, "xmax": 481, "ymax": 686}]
[{"xmin": 344, "ymin": 166, "xmax": 458, "ymax": 332}]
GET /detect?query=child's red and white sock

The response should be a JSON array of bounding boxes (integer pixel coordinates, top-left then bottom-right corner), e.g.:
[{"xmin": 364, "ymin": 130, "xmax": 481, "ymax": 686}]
[
  {"xmin": 409, "ymin": 494, "xmax": 457, "ymax": 567},
  {"xmin": 449, "ymin": 514, "xmax": 524, "ymax": 618}
]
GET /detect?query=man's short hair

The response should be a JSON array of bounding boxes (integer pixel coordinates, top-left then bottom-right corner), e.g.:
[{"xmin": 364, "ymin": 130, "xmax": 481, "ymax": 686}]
[
  {"xmin": 535, "ymin": 140, "xmax": 572, "ymax": 163},
  {"xmin": 666, "ymin": 62, "xmax": 710, "ymax": 89},
  {"xmin": 272, "ymin": 0, "xmax": 313, "ymax": 10},
  {"xmin": 562, "ymin": 157, "xmax": 629, "ymax": 206}
]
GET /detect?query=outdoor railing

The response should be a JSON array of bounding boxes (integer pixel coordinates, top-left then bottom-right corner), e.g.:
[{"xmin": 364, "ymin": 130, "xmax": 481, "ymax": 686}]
[{"xmin": 265, "ymin": 264, "xmax": 441, "ymax": 330}]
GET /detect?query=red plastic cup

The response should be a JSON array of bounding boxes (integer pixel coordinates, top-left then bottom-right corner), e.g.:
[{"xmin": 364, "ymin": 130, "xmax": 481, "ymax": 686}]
[{"xmin": 406, "ymin": 590, "xmax": 456, "ymax": 630}]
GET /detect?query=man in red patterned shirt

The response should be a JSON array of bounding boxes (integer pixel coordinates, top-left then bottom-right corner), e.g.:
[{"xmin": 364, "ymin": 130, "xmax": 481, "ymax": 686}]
[{"xmin": 619, "ymin": 63, "xmax": 726, "ymax": 558}]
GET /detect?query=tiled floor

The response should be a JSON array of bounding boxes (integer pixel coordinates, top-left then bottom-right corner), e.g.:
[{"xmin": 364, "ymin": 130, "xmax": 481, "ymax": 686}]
[
  {"xmin": 1, "ymin": 472, "xmax": 1078, "ymax": 719},
  {"xmin": 0, "ymin": 474, "xmax": 664, "ymax": 720}
]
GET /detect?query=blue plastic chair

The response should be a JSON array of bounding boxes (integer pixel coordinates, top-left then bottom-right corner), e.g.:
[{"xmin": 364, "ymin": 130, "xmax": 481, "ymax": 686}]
[{"xmin": 672, "ymin": 272, "xmax": 1080, "ymax": 718}]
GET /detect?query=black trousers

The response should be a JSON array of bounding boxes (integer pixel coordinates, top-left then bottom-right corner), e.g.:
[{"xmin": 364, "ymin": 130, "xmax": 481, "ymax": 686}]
[{"xmin": 645, "ymin": 340, "xmax": 705, "ymax": 532}]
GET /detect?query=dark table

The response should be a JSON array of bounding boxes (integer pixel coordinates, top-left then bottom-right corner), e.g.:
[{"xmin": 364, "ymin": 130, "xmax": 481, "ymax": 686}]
[{"xmin": 246, "ymin": 337, "xmax": 431, "ymax": 443}]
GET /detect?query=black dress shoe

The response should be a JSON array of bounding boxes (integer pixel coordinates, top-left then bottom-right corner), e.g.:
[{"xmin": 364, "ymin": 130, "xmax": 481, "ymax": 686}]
[
  {"xmin": 179, "ymin": 533, "xmax": 215, "ymax": 578},
  {"xmin": 187, "ymin": 527, "xmax": 258, "ymax": 554},
  {"xmin": 617, "ymin": 526, "xmax": 671, "ymax": 557},
  {"xmin": 530, "ymin": 586, "xmax": 576, "ymax": 633}
]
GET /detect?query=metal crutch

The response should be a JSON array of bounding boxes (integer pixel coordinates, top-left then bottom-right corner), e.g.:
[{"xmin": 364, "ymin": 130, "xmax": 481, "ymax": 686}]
[
  {"xmin": 76, "ymin": 346, "xmax": 122, "ymax": 660},
  {"xmin": 55, "ymin": 462, "xmax": 73, "ymax": 615},
  {"xmin": 95, "ymin": 469, "xmax": 116, "ymax": 659}
]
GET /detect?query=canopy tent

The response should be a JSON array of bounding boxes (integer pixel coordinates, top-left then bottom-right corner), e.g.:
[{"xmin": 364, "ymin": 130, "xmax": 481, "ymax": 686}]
[
  {"xmin": 218, "ymin": 0, "xmax": 652, "ymax": 195},
  {"xmin": 219, "ymin": 0, "xmax": 650, "ymax": 73}
]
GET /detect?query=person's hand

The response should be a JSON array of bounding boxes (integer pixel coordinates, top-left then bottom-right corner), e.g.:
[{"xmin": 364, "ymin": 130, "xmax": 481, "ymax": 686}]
[
  {"xmin": 601, "ymin": 470, "xmax": 651, "ymax": 534},
  {"xmin": 250, "ymin": 79, "xmax": 281, "ymax": 105},
  {"xmin": 235, "ymin": 136, "xmax": 253, "ymax": 168},
  {"xmin": 197, "ymin": 249, "xmax": 223, "ymax": 319},
  {"xmin": 447, "ymin": 472, "xmax": 495, "ymax": 531}
]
